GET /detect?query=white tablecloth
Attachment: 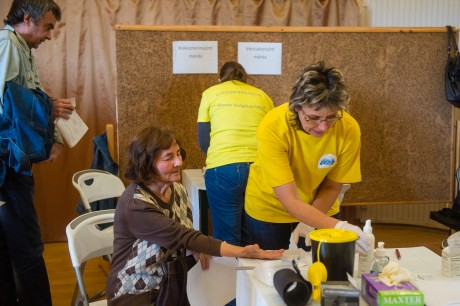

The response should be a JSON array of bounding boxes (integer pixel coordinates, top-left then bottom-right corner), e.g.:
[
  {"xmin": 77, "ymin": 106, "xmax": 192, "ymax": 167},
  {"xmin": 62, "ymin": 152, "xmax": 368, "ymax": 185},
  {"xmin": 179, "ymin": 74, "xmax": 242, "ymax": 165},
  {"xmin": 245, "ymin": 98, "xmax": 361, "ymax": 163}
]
[
  {"xmin": 236, "ymin": 247, "xmax": 460, "ymax": 306},
  {"xmin": 182, "ymin": 169, "xmax": 205, "ymax": 231}
]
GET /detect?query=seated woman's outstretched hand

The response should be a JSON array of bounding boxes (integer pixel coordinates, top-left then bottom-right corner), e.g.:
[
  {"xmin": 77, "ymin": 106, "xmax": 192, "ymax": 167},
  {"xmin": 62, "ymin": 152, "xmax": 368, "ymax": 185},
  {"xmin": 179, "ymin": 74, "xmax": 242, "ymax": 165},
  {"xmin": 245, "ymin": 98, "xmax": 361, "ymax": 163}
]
[
  {"xmin": 240, "ymin": 244, "xmax": 284, "ymax": 259},
  {"xmin": 193, "ymin": 252, "xmax": 211, "ymax": 270}
]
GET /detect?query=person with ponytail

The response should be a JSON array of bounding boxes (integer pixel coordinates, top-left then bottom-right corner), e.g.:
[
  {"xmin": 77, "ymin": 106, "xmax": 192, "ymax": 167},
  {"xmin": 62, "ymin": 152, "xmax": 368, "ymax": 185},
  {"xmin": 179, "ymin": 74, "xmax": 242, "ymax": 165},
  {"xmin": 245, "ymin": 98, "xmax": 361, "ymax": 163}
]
[{"xmin": 197, "ymin": 61, "xmax": 274, "ymax": 247}]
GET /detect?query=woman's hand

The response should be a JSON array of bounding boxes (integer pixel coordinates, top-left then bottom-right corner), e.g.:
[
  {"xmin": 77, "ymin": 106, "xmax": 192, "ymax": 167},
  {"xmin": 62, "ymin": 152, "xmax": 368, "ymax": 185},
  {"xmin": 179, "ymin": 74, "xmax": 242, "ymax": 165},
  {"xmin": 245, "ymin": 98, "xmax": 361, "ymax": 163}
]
[
  {"xmin": 239, "ymin": 244, "xmax": 284, "ymax": 259},
  {"xmin": 194, "ymin": 252, "xmax": 211, "ymax": 270},
  {"xmin": 220, "ymin": 241, "xmax": 284, "ymax": 259}
]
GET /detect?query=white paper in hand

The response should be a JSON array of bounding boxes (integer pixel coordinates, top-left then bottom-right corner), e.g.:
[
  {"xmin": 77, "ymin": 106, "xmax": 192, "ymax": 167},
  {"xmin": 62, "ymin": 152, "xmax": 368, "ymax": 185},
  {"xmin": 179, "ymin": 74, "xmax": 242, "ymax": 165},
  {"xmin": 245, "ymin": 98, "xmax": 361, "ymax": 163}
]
[{"xmin": 54, "ymin": 98, "xmax": 88, "ymax": 148}]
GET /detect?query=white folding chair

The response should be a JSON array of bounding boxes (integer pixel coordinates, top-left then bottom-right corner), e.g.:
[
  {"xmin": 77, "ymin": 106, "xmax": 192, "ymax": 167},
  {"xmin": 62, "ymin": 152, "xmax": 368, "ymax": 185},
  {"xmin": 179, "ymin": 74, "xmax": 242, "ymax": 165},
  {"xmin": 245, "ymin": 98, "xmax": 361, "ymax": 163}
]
[
  {"xmin": 66, "ymin": 210, "xmax": 115, "ymax": 306},
  {"xmin": 72, "ymin": 169, "xmax": 125, "ymax": 213},
  {"xmin": 71, "ymin": 170, "xmax": 124, "ymax": 305}
]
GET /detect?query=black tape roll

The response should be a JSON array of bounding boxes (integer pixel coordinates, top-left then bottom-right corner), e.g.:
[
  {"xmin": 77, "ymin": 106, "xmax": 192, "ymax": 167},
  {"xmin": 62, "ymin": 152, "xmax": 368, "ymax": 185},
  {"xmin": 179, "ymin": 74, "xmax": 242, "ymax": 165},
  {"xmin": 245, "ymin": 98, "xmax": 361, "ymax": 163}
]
[{"xmin": 273, "ymin": 268, "xmax": 312, "ymax": 306}]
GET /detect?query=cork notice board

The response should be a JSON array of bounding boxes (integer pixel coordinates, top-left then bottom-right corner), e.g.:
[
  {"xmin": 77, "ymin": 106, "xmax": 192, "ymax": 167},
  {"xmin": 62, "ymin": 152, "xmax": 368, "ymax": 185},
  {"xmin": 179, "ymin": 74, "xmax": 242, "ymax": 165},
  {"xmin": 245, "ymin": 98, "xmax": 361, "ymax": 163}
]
[{"xmin": 115, "ymin": 26, "xmax": 454, "ymax": 206}]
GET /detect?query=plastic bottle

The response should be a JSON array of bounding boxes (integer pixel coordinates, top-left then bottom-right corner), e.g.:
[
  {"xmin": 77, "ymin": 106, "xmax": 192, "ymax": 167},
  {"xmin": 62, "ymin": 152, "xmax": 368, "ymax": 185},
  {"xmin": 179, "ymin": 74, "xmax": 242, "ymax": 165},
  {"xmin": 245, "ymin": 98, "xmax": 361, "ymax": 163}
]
[
  {"xmin": 370, "ymin": 241, "xmax": 390, "ymax": 273},
  {"xmin": 357, "ymin": 219, "xmax": 376, "ymax": 277}
]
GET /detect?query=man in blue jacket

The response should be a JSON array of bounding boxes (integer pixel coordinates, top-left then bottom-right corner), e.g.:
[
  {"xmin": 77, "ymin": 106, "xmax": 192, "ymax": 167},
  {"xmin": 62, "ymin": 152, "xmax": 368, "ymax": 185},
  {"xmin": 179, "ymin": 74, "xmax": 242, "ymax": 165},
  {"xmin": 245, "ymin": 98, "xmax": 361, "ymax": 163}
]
[{"xmin": 0, "ymin": 1, "xmax": 74, "ymax": 305}]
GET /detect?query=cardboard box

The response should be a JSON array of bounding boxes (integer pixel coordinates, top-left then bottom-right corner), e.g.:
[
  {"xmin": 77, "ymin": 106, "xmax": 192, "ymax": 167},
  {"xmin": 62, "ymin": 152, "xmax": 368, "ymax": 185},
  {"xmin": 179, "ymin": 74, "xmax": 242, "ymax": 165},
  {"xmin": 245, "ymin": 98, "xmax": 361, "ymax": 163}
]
[
  {"xmin": 321, "ymin": 281, "xmax": 360, "ymax": 306},
  {"xmin": 361, "ymin": 273, "xmax": 424, "ymax": 306}
]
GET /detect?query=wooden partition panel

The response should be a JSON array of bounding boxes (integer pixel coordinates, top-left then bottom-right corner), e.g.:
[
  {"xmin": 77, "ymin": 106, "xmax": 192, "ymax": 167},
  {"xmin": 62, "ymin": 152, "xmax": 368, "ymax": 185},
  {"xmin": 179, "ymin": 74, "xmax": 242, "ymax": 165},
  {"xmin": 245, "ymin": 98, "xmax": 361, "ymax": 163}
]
[{"xmin": 115, "ymin": 26, "xmax": 454, "ymax": 206}]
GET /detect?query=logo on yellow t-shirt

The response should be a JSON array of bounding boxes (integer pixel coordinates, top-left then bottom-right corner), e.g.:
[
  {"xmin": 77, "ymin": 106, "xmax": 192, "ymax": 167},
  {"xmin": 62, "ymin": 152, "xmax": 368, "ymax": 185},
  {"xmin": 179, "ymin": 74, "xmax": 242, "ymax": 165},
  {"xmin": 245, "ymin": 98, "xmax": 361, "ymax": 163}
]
[{"xmin": 318, "ymin": 154, "xmax": 336, "ymax": 168}]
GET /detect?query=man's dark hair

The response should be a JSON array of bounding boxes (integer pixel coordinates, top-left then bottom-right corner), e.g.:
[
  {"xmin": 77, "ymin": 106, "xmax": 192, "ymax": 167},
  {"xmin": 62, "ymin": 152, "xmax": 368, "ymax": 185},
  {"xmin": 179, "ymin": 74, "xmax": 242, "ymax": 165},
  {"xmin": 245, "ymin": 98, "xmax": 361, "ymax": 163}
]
[{"xmin": 4, "ymin": 0, "xmax": 61, "ymax": 26}]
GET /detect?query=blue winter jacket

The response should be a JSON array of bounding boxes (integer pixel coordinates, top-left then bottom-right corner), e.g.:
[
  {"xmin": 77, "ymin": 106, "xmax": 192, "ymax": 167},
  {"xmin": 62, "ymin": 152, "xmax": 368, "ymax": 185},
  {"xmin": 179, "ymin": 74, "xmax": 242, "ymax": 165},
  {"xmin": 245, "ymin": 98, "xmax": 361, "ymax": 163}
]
[{"xmin": 0, "ymin": 81, "xmax": 54, "ymax": 185}]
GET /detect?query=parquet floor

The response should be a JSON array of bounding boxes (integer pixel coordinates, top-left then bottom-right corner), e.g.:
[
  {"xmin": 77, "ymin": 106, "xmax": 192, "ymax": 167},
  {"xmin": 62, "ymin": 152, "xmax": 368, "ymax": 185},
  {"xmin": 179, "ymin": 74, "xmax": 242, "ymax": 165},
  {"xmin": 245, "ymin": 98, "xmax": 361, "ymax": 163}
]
[
  {"xmin": 43, "ymin": 224, "xmax": 450, "ymax": 306},
  {"xmin": 370, "ymin": 223, "xmax": 448, "ymax": 256},
  {"xmin": 44, "ymin": 243, "xmax": 108, "ymax": 306}
]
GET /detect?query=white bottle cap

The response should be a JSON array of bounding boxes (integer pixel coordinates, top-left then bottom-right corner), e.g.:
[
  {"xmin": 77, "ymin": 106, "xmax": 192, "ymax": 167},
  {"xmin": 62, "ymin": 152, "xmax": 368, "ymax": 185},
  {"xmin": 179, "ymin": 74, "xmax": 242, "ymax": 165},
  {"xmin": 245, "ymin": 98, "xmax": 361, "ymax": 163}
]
[
  {"xmin": 375, "ymin": 241, "xmax": 386, "ymax": 257},
  {"xmin": 364, "ymin": 219, "xmax": 373, "ymax": 234}
]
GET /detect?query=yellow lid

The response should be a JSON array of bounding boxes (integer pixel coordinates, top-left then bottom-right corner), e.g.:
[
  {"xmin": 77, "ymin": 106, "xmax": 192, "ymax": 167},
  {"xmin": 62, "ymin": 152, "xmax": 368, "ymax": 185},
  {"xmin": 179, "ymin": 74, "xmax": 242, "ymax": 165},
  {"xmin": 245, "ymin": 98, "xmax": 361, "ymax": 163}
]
[{"xmin": 309, "ymin": 228, "xmax": 358, "ymax": 243}]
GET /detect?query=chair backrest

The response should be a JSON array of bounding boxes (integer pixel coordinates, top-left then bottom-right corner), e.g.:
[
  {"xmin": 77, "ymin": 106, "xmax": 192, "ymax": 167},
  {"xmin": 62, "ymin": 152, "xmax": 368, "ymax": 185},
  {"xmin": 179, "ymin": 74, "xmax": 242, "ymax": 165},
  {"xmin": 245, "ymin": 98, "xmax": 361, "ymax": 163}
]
[
  {"xmin": 338, "ymin": 184, "xmax": 351, "ymax": 204},
  {"xmin": 66, "ymin": 209, "xmax": 115, "ymax": 268},
  {"xmin": 72, "ymin": 169, "xmax": 125, "ymax": 212},
  {"xmin": 66, "ymin": 210, "xmax": 115, "ymax": 306}
]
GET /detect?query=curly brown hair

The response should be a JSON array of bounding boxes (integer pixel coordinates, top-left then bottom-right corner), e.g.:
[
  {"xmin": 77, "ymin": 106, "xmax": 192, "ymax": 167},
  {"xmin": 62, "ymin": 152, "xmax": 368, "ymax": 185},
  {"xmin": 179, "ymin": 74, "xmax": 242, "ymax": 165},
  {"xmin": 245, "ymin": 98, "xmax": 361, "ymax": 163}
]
[{"xmin": 124, "ymin": 126, "xmax": 177, "ymax": 184}]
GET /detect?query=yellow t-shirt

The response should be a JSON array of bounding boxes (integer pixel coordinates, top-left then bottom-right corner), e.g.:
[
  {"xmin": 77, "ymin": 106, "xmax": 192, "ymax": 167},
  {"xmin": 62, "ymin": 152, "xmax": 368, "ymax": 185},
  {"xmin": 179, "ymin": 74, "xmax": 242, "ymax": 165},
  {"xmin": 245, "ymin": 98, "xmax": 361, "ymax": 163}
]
[
  {"xmin": 197, "ymin": 80, "xmax": 274, "ymax": 169},
  {"xmin": 245, "ymin": 103, "xmax": 361, "ymax": 223}
]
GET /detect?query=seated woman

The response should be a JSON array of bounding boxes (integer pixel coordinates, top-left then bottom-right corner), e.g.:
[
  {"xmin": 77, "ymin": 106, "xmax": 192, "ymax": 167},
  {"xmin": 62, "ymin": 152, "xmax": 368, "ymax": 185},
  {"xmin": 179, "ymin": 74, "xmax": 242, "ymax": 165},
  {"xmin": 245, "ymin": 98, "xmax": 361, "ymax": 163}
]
[{"xmin": 106, "ymin": 125, "xmax": 283, "ymax": 306}]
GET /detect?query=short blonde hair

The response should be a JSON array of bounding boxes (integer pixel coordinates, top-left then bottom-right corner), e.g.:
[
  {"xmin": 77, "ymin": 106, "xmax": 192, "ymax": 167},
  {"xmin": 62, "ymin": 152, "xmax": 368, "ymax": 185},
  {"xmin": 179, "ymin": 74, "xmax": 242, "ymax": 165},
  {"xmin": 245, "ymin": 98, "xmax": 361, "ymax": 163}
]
[{"xmin": 288, "ymin": 61, "xmax": 350, "ymax": 128}]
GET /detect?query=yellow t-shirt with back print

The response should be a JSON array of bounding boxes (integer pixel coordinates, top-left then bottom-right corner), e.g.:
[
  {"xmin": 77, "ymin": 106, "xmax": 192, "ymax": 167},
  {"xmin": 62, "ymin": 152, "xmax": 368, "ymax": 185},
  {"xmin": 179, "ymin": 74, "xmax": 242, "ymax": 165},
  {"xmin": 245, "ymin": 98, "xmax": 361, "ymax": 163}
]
[{"xmin": 197, "ymin": 80, "xmax": 274, "ymax": 169}]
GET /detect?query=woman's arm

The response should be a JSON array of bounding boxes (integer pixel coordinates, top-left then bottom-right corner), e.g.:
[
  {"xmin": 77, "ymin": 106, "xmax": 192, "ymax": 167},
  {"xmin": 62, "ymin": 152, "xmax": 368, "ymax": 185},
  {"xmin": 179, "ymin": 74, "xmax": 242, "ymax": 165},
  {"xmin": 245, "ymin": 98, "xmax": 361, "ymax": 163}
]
[
  {"xmin": 197, "ymin": 122, "xmax": 211, "ymax": 154},
  {"xmin": 273, "ymin": 181, "xmax": 338, "ymax": 229},
  {"xmin": 220, "ymin": 242, "xmax": 284, "ymax": 259},
  {"xmin": 311, "ymin": 177, "xmax": 343, "ymax": 213},
  {"xmin": 274, "ymin": 182, "xmax": 369, "ymax": 253}
]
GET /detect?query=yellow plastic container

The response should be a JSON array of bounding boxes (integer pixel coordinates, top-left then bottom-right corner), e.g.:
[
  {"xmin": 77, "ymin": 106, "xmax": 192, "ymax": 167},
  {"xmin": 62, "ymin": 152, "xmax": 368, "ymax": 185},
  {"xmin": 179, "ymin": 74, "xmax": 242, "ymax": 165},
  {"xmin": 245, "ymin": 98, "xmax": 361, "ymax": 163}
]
[{"xmin": 309, "ymin": 229, "xmax": 358, "ymax": 281}]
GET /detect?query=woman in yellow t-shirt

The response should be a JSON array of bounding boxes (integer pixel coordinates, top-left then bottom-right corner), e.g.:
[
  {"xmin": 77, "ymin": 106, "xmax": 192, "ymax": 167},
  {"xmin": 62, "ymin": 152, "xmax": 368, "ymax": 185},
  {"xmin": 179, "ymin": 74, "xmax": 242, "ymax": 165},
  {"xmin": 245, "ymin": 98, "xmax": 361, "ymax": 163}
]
[
  {"xmin": 244, "ymin": 61, "xmax": 368, "ymax": 253},
  {"xmin": 197, "ymin": 61, "xmax": 274, "ymax": 246}
]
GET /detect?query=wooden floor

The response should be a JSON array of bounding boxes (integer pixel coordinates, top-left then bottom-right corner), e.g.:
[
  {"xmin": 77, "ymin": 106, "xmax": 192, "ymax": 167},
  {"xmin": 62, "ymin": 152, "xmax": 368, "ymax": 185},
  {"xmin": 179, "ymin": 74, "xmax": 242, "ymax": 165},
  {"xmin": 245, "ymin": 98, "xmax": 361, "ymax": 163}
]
[
  {"xmin": 44, "ymin": 243, "xmax": 109, "ymax": 306},
  {"xmin": 44, "ymin": 223, "xmax": 450, "ymax": 306}
]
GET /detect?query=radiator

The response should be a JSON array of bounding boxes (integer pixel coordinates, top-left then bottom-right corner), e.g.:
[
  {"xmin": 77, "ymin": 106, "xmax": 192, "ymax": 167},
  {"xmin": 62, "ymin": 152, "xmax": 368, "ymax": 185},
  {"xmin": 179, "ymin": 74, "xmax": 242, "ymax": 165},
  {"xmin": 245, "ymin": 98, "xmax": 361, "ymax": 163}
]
[{"xmin": 359, "ymin": 203, "xmax": 451, "ymax": 229}]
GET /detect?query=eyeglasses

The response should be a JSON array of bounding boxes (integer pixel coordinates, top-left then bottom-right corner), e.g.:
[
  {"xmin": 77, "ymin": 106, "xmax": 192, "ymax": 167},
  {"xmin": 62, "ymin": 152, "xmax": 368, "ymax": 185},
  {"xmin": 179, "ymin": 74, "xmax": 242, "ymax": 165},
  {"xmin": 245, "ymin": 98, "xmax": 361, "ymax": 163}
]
[{"xmin": 300, "ymin": 109, "xmax": 343, "ymax": 127}]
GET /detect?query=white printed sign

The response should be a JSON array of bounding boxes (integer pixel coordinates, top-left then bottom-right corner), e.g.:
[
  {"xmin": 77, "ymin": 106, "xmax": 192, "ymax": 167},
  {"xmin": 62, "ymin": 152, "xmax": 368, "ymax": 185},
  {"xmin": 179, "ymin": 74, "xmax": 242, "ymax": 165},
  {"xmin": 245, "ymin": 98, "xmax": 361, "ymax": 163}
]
[
  {"xmin": 238, "ymin": 42, "xmax": 282, "ymax": 75},
  {"xmin": 173, "ymin": 41, "xmax": 218, "ymax": 74}
]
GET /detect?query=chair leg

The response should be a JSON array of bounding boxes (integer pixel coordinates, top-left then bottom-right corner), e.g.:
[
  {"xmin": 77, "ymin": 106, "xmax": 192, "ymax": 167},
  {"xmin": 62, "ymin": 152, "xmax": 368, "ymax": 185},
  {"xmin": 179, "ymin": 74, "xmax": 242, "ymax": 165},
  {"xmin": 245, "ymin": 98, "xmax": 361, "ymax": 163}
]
[
  {"xmin": 71, "ymin": 262, "xmax": 86, "ymax": 306},
  {"xmin": 88, "ymin": 290, "xmax": 106, "ymax": 302},
  {"xmin": 71, "ymin": 257, "xmax": 112, "ymax": 305},
  {"xmin": 70, "ymin": 284, "xmax": 81, "ymax": 306}
]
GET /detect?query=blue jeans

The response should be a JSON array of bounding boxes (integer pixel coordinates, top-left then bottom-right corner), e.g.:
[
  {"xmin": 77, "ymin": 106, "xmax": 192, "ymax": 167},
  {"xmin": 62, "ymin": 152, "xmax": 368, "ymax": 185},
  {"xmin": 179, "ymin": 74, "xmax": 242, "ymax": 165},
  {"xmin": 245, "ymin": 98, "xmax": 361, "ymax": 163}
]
[
  {"xmin": 204, "ymin": 163, "xmax": 252, "ymax": 246},
  {"xmin": 0, "ymin": 166, "xmax": 51, "ymax": 306},
  {"xmin": 246, "ymin": 213, "xmax": 341, "ymax": 250},
  {"xmin": 246, "ymin": 213, "xmax": 298, "ymax": 250}
]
